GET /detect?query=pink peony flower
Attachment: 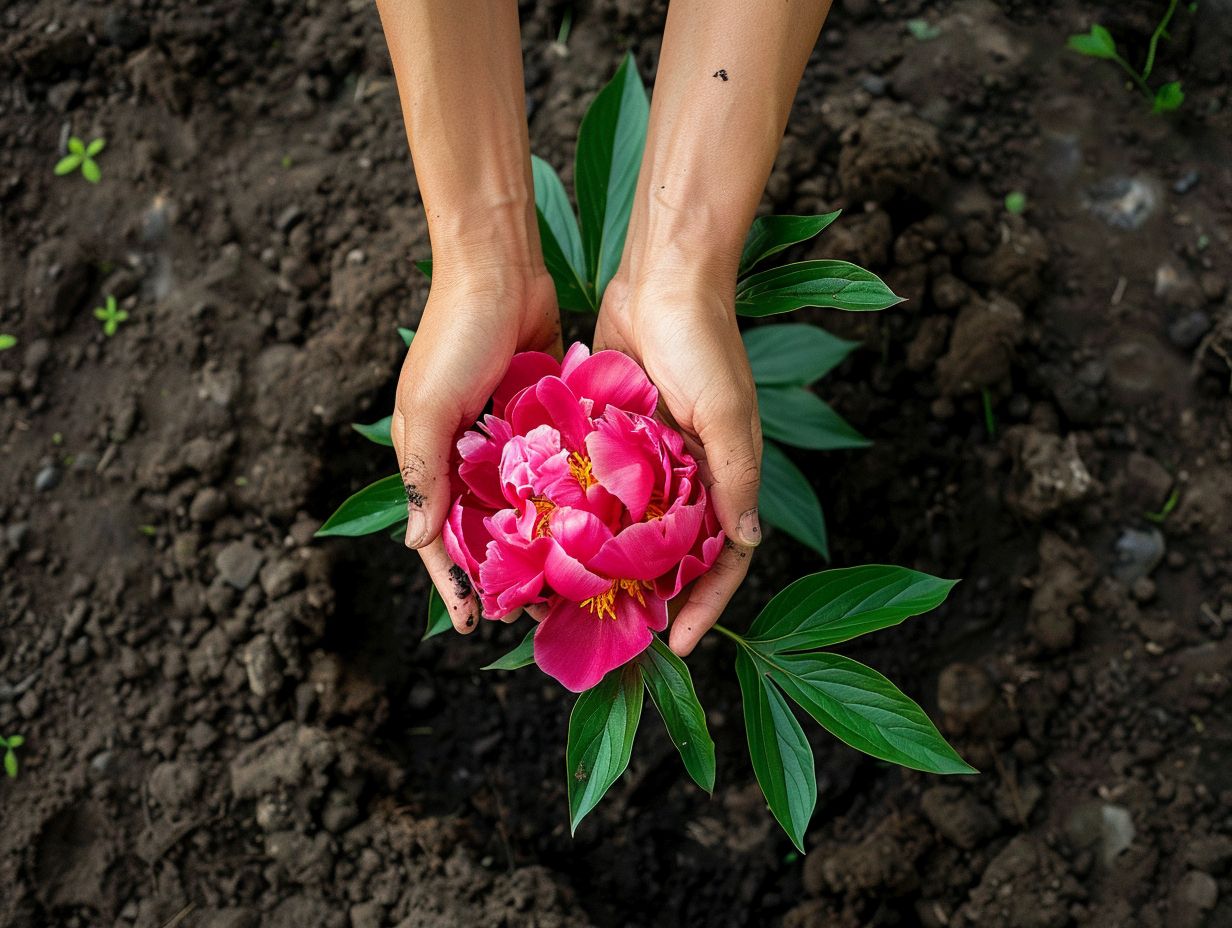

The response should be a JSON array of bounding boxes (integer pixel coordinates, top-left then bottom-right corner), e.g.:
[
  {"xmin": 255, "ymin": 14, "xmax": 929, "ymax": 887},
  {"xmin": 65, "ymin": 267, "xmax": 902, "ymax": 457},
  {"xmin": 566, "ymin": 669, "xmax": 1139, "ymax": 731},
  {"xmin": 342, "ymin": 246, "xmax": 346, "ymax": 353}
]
[{"xmin": 443, "ymin": 343, "xmax": 725, "ymax": 692}]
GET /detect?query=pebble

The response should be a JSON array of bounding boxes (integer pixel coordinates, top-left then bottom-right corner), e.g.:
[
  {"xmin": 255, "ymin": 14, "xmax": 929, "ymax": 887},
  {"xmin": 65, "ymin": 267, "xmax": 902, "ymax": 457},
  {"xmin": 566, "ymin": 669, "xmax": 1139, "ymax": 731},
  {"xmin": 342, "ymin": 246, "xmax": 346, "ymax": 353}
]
[
  {"xmin": 34, "ymin": 464, "xmax": 60, "ymax": 493},
  {"xmin": 1066, "ymin": 801, "xmax": 1135, "ymax": 866},
  {"xmin": 1087, "ymin": 176, "xmax": 1156, "ymax": 230},
  {"xmin": 936, "ymin": 662, "xmax": 995, "ymax": 726},
  {"xmin": 215, "ymin": 540, "xmax": 264, "ymax": 590},
  {"xmin": 1114, "ymin": 527, "xmax": 1165, "ymax": 583},
  {"xmin": 1169, "ymin": 310, "xmax": 1213, "ymax": 351},
  {"xmin": 17, "ymin": 689, "xmax": 40, "ymax": 719},
  {"xmin": 1130, "ymin": 577, "xmax": 1157, "ymax": 603},
  {"xmin": 189, "ymin": 487, "xmax": 228, "ymax": 523},
  {"xmin": 1173, "ymin": 169, "xmax": 1201, "ymax": 194},
  {"xmin": 243, "ymin": 634, "xmax": 283, "ymax": 698},
  {"xmin": 859, "ymin": 75, "xmax": 886, "ymax": 96},
  {"xmin": 1175, "ymin": 870, "xmax": 1218, "ymax": 910}
]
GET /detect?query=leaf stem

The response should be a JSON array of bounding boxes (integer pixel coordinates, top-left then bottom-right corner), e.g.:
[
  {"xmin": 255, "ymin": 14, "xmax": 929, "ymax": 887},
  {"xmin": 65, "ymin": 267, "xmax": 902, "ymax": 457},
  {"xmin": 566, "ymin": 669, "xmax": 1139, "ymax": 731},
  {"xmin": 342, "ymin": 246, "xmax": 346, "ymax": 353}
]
[
  {"xmin": 1143, "ymin": 0, "xmax": 1179, "ymax": 81},
  {"xmin": 711, "ymin": 622, "xmax": 747, "ymax": 646},
  {"xmin": 1112, "ymin": 53, "xmax": 1154, "ymax": 100}
]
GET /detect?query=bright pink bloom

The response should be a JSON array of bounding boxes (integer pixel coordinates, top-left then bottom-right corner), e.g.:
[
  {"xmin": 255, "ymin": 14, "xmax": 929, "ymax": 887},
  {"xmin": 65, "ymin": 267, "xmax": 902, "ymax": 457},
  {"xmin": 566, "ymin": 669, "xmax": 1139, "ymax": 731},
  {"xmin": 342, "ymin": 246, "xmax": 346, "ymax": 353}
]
[{"xmin": 442, "ymin": 343, "xmax": 724, "ymax": 692}]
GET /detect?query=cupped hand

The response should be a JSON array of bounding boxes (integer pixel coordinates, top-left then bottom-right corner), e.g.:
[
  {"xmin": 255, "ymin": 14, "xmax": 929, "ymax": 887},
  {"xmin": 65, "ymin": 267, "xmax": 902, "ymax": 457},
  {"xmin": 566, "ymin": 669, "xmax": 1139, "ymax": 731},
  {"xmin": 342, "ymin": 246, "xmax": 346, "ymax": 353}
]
[
  {"xmin": 593, "ymin": 271, "xmax": 762, "ymax": 657},
  {"xmin": 392, "ymin": 266, "xmax": 561, "ymax": 633}
]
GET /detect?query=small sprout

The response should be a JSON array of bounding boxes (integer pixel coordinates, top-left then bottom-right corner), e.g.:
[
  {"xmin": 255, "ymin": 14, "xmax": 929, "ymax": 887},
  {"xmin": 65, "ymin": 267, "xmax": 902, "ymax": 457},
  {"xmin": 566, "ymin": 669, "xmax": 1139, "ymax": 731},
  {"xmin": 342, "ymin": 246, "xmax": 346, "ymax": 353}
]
[
  {"xmin": 906, "ymin": 18, "xmax": 941, "ymax": 41},
  {"xmin": 0, "ymin": 334, "xmax": 16, "ymax": 351},
  {"xmin": 280, "ymin": 154, "xmax": 294, "ymax": 169},
  {"xmin": 93, "ymin": 295, "xmax": 129, "ymax": 336},
  {"xmin": 1197, "ymin": 233, "xmax": 1210, "ymax": 251},
  {"xmin": 981, "ymin": 388, "xmax": 998, "ymax": 440},
  {"xmin": 234, "ymin": 475, "xmax": 249, "ymax": 487},
  {"xmin": 138, "ymin": 524, "xmax": 158, "ymax": 537},
  {"xmin": 1145, "ymin": 487, "xmax": 1180, "ymax": 523},
  {"xmin": 1, "ymin": 734, "xmax": 24, "ymax": 779},
  {"xmin": 1004, "ymin": 191, "xmax": 1027, "ymax": 215},
  {"xmin": 52, "ymin": 432, "xmax": 63, "ymax": 445},
  {"xmin": 54, "ymin": 136, "xmax": 105, "ymax": 183},
  {"xmin": 1067, "ymin": 0, "xmax": 1185, "ymax": 114}
]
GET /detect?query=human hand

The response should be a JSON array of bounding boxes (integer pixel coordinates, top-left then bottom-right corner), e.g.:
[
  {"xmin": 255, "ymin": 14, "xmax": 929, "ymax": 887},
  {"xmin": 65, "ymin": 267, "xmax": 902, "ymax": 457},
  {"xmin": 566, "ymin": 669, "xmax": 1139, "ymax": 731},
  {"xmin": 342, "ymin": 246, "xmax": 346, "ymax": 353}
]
[
  {"xmin": 392, "ymin": 266, "xmax": 561, "ymax": 633},
  {"xmin": 593, "ymin": 268, "xmax": 762, "ymax": 657}
]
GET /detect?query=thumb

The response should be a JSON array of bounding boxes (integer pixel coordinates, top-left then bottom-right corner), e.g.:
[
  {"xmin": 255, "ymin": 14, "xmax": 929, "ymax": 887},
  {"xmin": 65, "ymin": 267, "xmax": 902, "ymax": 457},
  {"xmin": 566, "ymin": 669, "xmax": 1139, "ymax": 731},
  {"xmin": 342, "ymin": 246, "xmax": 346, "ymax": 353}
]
[
  {"xmin": 699, "ymin": 403, "xmax": 763, "ymax": 548},
  {"xmin": 391, "ymin": 390, "xmax": 457, "ymax": 551}
]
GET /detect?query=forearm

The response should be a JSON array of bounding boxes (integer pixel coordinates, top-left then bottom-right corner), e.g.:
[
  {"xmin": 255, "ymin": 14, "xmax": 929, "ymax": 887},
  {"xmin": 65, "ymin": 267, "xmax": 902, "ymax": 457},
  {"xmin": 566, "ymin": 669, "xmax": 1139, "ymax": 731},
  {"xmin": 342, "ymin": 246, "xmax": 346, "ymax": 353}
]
[
  {"xmin": 376, "ymin": 0, "xmax": 541, "ymax": 276},
  {"xmin": 622, "ymin": 0, "xmax": 831, "ymax": 285}
]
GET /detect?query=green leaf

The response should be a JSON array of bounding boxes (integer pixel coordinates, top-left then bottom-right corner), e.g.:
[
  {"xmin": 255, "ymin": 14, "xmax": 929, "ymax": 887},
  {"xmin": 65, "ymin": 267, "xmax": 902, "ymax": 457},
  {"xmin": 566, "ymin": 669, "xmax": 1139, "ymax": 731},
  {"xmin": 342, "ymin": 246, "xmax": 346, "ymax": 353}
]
[
  {"xmin": 81, "ymin": 158, "xmax": 101, "ymax": 184},
  {"xmin": 68, "ymin": 137, "xmax": 86, "ymax": 155},
  {"xmin": 739, "ymin": 212, "xmax": 841, "ymax": 277},
  {"xmin": 638, "ymin": 638, "xmax": 716, "ymax": 793},
  {"xmin": 423, "ymin": 585, "xmax": 453, "ymax": 640},
  {"xmin": 762, "ymin": 651, "xmax": 975, "ymax": 775},
  {"xmin": 482, "ymin": 626, "xmax": 537, "ymax": 670},
  {"xmin": 4, "ymin": 750, "xmax": 15, "ymax": 779},
  {"xmin": 86, "ymin": 137, "xmax": 106, "ymax": 156},
  {"xmin": 1067, "ymin": 24, "xmax": 1118, "ymax": 59},
  {"xmin": 397, "ymin": 327, "xmax": 415, "ymax": 347},
  {"xmin": 414, "ymin": 260, "xmax": 432, "ymax": 279},
  {"xmin": 906, "ymin": 18, "xmax": 941, "ymax": 41},
  {"xmin": 574, "ymin": 52, "xmax": 649, "ymax": 302},
  {"xmin": 532, "ymin": 155, "xmax": 592, "ymax": 312},
  {"xmin": 0, "ymin": 334, "xmax": 16, "ymax": 351},
  {"xmin": 759, "ymin": 441, "xmax": 828, "ymax": 560},
  {"xmin": 746, "ymin": 565, "xmax": 958, "ymax": 652},
  {"xmin": 566, "ymin": 662, "xmax": 643, "ymax": 833},
  {"xmin": 1004, "ymin": 191, "xmax": 1027, "ymax": 216},
  {"xmin": 315, "ymin": 474, "xmax": 407, "ymax": 537},
  {"xmin": 736, "ymin": 261, "xmax": 903, "ymax": 316},
  {"xmin": 6, "ymin": 736, "xmax": 23, "ymax": 748},
  {"xmin": 54, "ymin": 154, "xmax": 81, "ymax": 175},
  {"xmin": 388, "ymin": 519, "xmax": 407, "ymax": 542},
  {"xmin": 743, "ymin": 324, "xmax": 859, "ymax": 387},
  {"xmin": 757, "ymin": 386, "xmax": 870, "ymax": 451},
  {"xmin": 1152, "ymin": 81, "xmax": 1184, "ymax": 113},
  {"xmin": 352, "ymin": 416, "xmax": 393, "ymax": 447},
  {"xmin": 735, "ymin": 649, "xmax": 815, "ymax": 852}
]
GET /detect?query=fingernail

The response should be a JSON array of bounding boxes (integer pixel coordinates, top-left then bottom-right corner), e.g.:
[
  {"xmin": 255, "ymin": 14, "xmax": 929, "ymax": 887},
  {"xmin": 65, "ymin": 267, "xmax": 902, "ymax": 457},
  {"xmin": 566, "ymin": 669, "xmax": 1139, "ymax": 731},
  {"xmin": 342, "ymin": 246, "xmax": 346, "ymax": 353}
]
[
  {"xmin": 404, "ymin": 508, "xmax": 427, "ymax": 548},
  {"xmin": 737, "ymin": 508, "xmax": 761, "ymax": 546}
]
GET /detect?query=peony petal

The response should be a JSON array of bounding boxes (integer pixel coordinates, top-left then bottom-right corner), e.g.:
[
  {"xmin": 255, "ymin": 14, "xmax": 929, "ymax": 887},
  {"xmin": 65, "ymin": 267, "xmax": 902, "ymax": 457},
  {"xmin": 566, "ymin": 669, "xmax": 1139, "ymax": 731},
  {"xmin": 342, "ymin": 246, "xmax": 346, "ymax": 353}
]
[
  {"xmin": 442, "ymin": 498, "xmax": 490, "ymax": 582},
  {"xmin": 456, "ymin": 416, "xmax": 513, "ymax": 510},
  {"xmin": 499, "ymin": 424, "xmax": 562, "ymax": 504},
  {"xmin": 590, "ymin": 500, "xmax": 706, "ymax": 580},
  {"xmin": 586, "ymin": 410, "xmax": 659, "ymax": 520},
  {"xmin": 559, "ymin": 342, "xmax": 591, "ymax": 380},
  {"xmin": 492, "ymin": 352, "xmax": 561, "ymax": 418},
  {"xmin": 544, "ymin": 544, "xmax": 611, "ymax": 600},
  {"xmin": 564, "ymin": 349, "xmax": 658, "ymax": 417},
  {"xmin": 534, "ymin": 596, "xmax": 654, "ymax": 692},
  {"xmin": 509, "ymin": 376, "xmax": 592, "ymax": 451},
  {"xmin": 654, "ymin": 529, "xmax": 725, "ymax": 599},
  {"xmin": 478, "ymin": 533, "xmax": 552, "ymax": 616},
  {"xmin": 549, "ymin": 506, "xmax": 614, "ymax": 560}
]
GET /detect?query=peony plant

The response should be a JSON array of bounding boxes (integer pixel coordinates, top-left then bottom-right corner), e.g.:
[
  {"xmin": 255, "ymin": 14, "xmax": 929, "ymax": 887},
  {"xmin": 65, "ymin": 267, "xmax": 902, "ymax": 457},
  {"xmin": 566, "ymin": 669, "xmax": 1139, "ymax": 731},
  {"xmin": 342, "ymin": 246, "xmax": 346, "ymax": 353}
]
[{"xmin": 319, "ymin": 54, "xmax": 972, "ymax": 849}]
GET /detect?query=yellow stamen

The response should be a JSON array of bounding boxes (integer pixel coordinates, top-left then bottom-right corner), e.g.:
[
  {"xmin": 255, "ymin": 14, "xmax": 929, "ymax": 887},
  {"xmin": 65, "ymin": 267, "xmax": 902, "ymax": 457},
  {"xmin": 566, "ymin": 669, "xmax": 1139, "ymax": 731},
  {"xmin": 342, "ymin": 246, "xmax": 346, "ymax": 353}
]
[
  {"xmin": 581, "ymin": 584, "xmax": 618, "ymax": 622},
  {"xmin": 619, "ymin": 578, "xmax": 650, "ymax": 606},
  {"xmin": 644, "ymin": 501, "xmax": 665, "ymax": 521},
  {"xmin": 569, "ymin": 451, "xmax": 596, "ymax": 490},
  {"xmin": 532, "ymin": 498, "xmax": 555, "ymax": 537}
]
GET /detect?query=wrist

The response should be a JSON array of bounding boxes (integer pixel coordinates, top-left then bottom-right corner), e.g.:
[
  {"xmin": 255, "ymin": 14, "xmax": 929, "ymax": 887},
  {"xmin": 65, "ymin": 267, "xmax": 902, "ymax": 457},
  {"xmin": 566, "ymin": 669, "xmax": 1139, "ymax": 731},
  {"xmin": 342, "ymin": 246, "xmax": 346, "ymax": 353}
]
[{"xmin": 426, "ymin": 190, "xmax": 545, "ymax": 280}]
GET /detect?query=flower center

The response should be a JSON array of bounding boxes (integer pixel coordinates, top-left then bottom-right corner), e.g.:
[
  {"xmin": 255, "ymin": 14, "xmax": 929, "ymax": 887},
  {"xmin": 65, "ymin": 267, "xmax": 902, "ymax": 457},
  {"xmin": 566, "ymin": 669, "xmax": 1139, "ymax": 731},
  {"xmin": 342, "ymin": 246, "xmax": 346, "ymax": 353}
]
[
  {"xmin": 580, "ymin": 579, "xmax": 651, "ymax": 621},
  {"xmin": 644, "ymin": 501, "xmax": 665, "ymax": 521},
  {"xmin": 531, "ymin": 497, "xmax": 555, "ymax": 537},
  {"xmin": 569, "ymin": 451, "xmax": 596, "ymax": 490}
]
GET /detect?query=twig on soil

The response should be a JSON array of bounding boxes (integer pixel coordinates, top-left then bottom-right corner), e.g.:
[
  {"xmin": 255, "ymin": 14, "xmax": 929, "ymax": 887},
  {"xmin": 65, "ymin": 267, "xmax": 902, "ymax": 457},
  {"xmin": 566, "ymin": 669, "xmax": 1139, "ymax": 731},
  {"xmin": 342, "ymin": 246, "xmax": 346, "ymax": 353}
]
[
  {"xmin": 1110, "ymin": 276, "xmax": 1127, "ymax": 305},
  {"xmin": 160, "ymin": 903, "xmax": 195, "ymax": 928}
]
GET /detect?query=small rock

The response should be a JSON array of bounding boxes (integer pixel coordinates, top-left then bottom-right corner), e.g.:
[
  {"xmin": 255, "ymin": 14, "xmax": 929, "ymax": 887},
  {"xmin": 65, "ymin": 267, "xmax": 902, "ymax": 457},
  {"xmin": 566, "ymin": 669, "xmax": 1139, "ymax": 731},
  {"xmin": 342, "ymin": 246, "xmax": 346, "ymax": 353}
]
[
  {"xmin": 275, "ymin": 205, "xmax": 304, "ymax": 232},
  {"xmin": 349, "ymin": 901, "xmax": 383, "ymax": 928},
  {"xmin": 17, "ymin": 689, "xmax": 40, "ymax": 719},
  {"xmin": 1169, "ymin": 310, "xmax": 1213, "ymax": 351},
  {"xmin": 189, "ymin": 487, "xmax": 228, "ymax": 523},
  {"xmin": 148, "ymin": 760, "xmax": 203, "ymax": 810},
  {"xmin": 936, "ymin": 663, "xmax": 994, "ymax": 727},
  {"xmin": 1130, "ymin": 576, "xmax": 1157, "ymax": 603},
  {"xmin": 1173, "ymin": 169, "xmax": 1201, "ymax": 194},
  {"xmin": 859, "ymin": 75, "xmax": 886, "ymax": 96},
  {"xmin": 259, "ymin": 559, "xmax": 302, "ymax": 601},
  {"xmin": 34, "ymin": 465, "xmax": 60, "ymax": 493},
  {"xmin": 1066, "ymin": 801, "xmax": 1134, "ymax": 866},
  {"xmin": 215, "ymin": 541, "xmax": 264, "ymax": 590},
  {"xmin": 1175, "ymin": 870, "xmax": 1218, "ymax": 911},
  {"xmin": 1184, "ymin": 835, "xmax": 1232, "ymax": 873},
  {"xmin": 243, "ymin": 634, "xmax": 284, "ymax": 698},
  {"xmin": 1004, "ymin": 427, "xmax": 1095, "ymax": 521},
  {"xmin": 1087, "ymin": 176, "xmax": 1156, "ymax": 230},
  {"xmin": 1121, "ymin": 452, "xmax": 1173, "ymax": 510},
  {"xmin": 1114, "ymin": 527, "xmax": 1166, "ymax": 583}
]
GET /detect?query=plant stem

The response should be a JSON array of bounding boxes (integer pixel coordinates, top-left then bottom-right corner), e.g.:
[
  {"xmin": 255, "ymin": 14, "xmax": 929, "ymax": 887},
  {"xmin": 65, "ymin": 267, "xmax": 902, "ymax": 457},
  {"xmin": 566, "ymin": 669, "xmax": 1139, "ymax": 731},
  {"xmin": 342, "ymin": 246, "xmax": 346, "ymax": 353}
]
[
  {"xmin": 1112, "ymin": 53, "xmax": 1154, "ymax": 100},
  {"xmin": 556, "ymin": 7, "xmax": 573, "ymax": 46},
  {"xmin": 711, "ymin": 622, "xmax": 747, "ymax": 646},
  {"xmin": 1143, "ymin": 0, "xmax": 1179, "ymax": 81}
]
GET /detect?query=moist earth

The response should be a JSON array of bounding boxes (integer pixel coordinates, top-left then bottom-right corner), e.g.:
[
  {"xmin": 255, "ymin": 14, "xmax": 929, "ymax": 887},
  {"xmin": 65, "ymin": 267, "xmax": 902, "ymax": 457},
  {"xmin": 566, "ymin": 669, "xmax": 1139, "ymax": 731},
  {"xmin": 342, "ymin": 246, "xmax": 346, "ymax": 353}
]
[{"xmin": 2, "ymin": 0, "xmax": 1232, "ymax": 926}]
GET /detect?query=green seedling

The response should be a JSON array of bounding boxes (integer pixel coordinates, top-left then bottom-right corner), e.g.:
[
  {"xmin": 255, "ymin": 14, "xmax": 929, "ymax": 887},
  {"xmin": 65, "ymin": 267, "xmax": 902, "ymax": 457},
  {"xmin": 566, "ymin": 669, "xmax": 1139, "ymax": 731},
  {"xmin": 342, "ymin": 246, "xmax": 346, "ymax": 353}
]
[
  {"xmin": 981, "ymin": 388, "xmax": 998, "ymax": 439},
  {"xmin": 1145, "ymin": 487, "xmax": 1180, "ymax": 523},
  {"xmin": 1, "ymin": 734, "xmax": 24, "ymax": 779},
  {"xmin": 0, "ymin": 334, "xmax": 16, "ymax": 351},
  {"xmin": 1004, "ymin": 191, "xmax": 1027, "ymax": 216},
  {"xmin": 1068, "ymin": 0, "xmax": 1184, "ymax": 113},
  {"xmin": 906, "ymin": 18, "xmax": 941, "ymax": 41},
  {"xmin": 54, "ymin": 136, "xmax": 106, "ymax": 183},
  {"xmin": 93, "ymin": 295, "xmax": 128, "ymax": 336}
]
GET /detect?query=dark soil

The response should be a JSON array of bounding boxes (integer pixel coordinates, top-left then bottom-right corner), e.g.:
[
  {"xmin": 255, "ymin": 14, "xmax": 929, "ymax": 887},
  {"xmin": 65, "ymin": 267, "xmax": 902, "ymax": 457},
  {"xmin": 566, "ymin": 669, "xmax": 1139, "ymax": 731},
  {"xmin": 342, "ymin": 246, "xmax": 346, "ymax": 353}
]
[{"xmin": 3, "ymin": 0, "xmax": 1232, "ymax": 926}]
